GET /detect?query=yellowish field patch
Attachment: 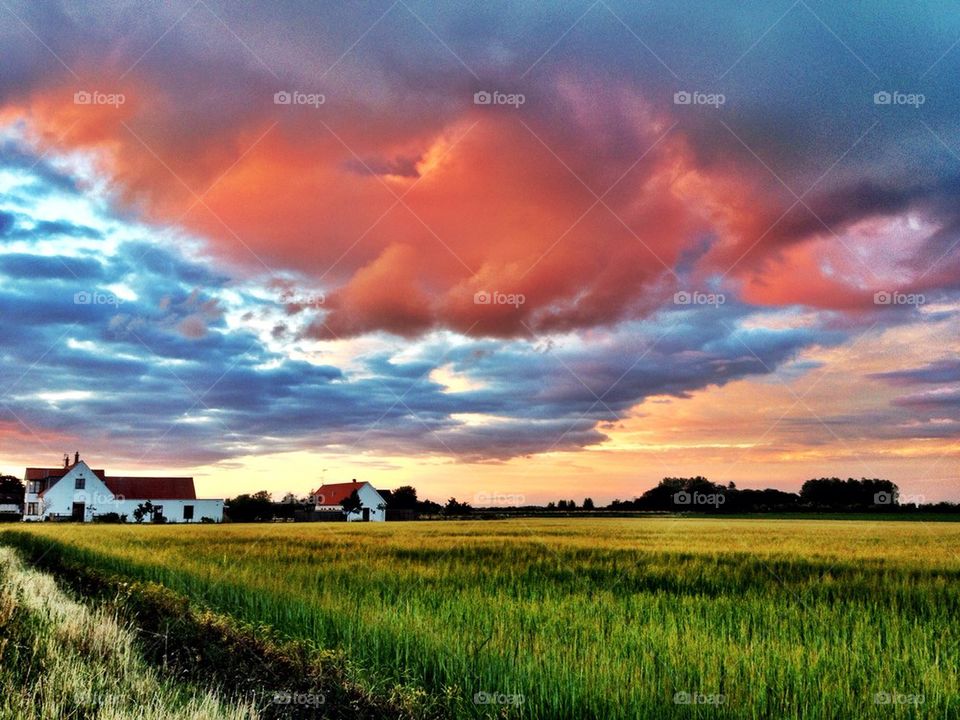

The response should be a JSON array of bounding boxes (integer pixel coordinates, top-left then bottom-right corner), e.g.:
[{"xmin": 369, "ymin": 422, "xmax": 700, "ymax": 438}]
[{"xmin": 6, "ymin": 518, "xmax": 960, "ymax": 719}]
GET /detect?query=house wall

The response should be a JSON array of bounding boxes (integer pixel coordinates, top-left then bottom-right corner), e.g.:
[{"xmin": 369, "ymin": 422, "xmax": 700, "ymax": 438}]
[
  {"xmin": 111, "ymin": 498, "xmax": 224, "ymax": 523},
  {"xmin": 347, "ymin": 484, "xmax": 387, "ymax": 522},
  {"xmin": 21, "ymin": 461, "xmax": 224, "ymax": 523}
]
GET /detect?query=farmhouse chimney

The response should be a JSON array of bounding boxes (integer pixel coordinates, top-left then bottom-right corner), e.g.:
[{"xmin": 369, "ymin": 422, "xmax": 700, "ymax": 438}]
[
  {"xmin": 63, "ymin": 453, "xmax": 69, "ymax": 468},
  {"xmin": 74, "ymin": 451, "xmax": 80, "ymax": 465}
]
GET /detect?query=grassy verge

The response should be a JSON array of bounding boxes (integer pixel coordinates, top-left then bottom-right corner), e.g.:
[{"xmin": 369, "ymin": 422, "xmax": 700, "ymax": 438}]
[
  {"xmin": 1, "ymin": 537, "xmax": 444, "ymax": 720},
  {"xmin": 0, "ymin": 545, "xmax": 256, "ymax": 720}
]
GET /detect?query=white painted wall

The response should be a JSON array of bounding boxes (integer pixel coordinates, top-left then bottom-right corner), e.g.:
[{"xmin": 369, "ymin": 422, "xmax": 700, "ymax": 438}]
[
  {"xmin": 346, "ymin": 483, "xmax": 387, "ymax": 522},
  {"xmin": 111, "ymin": 498, "xmax": 224, "ymax": 523},
  {"xmin": 22, "ymin": 461, "xmax": 223, "ymax": 523}
]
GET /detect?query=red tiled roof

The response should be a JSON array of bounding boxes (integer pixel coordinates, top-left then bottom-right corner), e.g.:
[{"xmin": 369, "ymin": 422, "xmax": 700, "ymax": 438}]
[
  {"xmin": 26, "ymin": 467, "xmax": 106, "ymax": 482},
  {"xmin": 312, "ymin": 481, "xmax": 367, "ymax": 506},
  {"xmin": 105, "ymin": 476, "xmax": 196, "ymax": 500}
]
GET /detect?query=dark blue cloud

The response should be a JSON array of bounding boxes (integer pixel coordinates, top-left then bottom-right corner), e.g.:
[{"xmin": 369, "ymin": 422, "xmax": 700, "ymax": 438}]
[
  {"xmin": 870, "ymin": 359, "xmax": 960, "ymax": 386},
  {"xmin": 0, "ymin": 162, "xmax": 831, "ymax": 464},
  {"xmin": 0, "ymin": 253, "xmax": 104, "ymax": 279}
]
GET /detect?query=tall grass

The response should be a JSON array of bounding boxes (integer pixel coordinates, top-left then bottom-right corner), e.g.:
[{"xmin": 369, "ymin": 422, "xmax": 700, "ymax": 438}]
[
  {"xmin": 4, "ymin": 518, "xmax": 959, "ymax": 719},
  {"xmin": 0, "ymin": 546, "xmax": 257, "ymax": 720}
]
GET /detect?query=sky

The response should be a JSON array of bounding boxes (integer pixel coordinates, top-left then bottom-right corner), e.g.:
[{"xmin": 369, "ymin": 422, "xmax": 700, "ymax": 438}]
[{"xmin": 0, "ymin": 0, "xmax": 957, "ymax": 504}]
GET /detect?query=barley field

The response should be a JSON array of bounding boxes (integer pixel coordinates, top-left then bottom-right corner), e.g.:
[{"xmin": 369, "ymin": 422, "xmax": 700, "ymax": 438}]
[{"xmin": 3, "ymin": 518, "xmax": 959, "ymax": 719}]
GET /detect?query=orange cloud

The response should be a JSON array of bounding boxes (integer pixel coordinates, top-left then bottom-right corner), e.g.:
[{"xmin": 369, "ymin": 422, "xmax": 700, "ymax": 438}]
[{"xmin": 8, "ymin": 72, "xmax": 914, "ymax": 337}]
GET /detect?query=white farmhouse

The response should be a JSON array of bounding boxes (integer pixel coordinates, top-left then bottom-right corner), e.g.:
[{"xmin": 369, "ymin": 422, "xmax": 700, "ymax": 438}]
[
  {"xmin": 22, "ymin": 453, "xmax": 223, "ymax": 523},
  {"xmin": 311, "ymin": 480, "xmax": 387, "ymax": 522}
]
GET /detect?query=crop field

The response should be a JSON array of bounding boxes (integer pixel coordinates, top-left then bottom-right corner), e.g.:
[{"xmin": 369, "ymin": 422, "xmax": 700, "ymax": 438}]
[{"xmin": 3, "ymin": 518, "xmax": 959, "ymax": 719}]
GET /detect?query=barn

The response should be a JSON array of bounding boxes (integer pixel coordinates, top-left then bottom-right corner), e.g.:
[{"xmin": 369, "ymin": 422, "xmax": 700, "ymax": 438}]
[
  {"xmin": 311, "ymin": 480, "xmax": 388, "ymax": 522},
  {"xmin": 22, "ymin": 453, "xmax": 223, "ymax": 523}
]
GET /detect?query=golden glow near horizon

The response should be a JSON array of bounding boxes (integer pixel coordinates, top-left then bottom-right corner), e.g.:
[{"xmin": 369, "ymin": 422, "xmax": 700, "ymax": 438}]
[{"xmin": 2, "ymin": 316, "xmax": 957, "ymax": 505}]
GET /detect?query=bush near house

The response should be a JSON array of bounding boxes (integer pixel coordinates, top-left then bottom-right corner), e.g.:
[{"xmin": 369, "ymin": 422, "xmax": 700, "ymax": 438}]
[{"xmin": 92, "ymin": 512, "xmax": 127, "ymax": 524}]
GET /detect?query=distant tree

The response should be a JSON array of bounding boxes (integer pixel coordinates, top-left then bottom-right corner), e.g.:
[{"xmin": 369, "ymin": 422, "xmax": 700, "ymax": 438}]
[
  {"xmin": 629, "ymin": 476, "xmax": 728, "ymax": 511},
  {"xmin": 444, "ymin": 497, "xmax": 473, "ymax": 516},
  {"xmin": 557, "ymin": 500, "xmax": 568, "ymax": 510},
  {"xmin": 582, "ymin": 498, "xmax": 595, "ymax": 510},
  {"xmin": 416, "ymin": 498, "xmax": 443, "ymax": 515},
  {"xmin": 341, "ymin": 489, "xmax": 363, "ymax": 516},
  {"xmin": 568, "ymin": 499, "xmax": 576, "ymax": 509},
  {"xmin": 800, "ymin": 478, "xmax": 899, "ymax": 510},
  {"xmin": 225, "ymin": 491, "xmax": 275, "ymax": 522},
  {"xmin": 390, "ymin": 486, "xmax": 419, "ymax": 510},
  {"xmin": 273, "ymin": 493, "xmax": 311, "ymax": 520},
  {"xmin": 726, "ymin": 488, "xmax": 799, "ymax": 513},
  {"xmin": 600, "ymin": 476, "xmax": 942, "ymax": 514},
  {"xmin": 0, "ymin": 475, "xmax": 24, "ymax": 503},
  {"xmin": 546, "ymin": 502, "xmax": 556, "ymax": 509}
]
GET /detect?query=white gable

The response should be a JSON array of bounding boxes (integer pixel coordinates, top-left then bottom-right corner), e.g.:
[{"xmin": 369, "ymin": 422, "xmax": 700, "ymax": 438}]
[{"xmin": 46, "ymin": 462, "xmax": 117, "ymax": 515}]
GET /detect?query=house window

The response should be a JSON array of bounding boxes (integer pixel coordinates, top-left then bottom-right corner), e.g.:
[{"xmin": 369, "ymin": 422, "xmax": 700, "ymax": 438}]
[
  {"xmin": 183, "ymin": 505, "xmax": 194, "ymax": 521},
  {"xmin": 27, "ymin": 503, "xmax": 38, "ymax": 516},
  {"xmin": 28, "ymin": 482, "xmax": 40, "ymax": 494},
  {"xmin": 75, "ymin": 477, "xmax": 85, "ymax": 490}
]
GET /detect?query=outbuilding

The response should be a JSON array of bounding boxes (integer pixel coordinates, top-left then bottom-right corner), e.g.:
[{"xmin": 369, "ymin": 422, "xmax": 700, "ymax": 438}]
[{"xmin": 311, "ymin": 480, "xmax": 387, "ymax": 522}]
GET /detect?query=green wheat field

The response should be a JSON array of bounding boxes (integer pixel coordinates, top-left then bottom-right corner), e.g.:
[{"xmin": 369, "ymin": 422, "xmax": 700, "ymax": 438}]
[{"xmin": 2, "ymin": 518, "xmax": 959, "ymax": 718}]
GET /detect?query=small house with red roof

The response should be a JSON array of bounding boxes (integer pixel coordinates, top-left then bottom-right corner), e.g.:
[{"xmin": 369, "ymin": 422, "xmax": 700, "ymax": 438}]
[
  {"xmin": 22, "ymin": 452, "xmax": 223, "ymax": 523},
  {"xmin": 311, "ymin": 480, "xmax": 387, "ymax": 522}
]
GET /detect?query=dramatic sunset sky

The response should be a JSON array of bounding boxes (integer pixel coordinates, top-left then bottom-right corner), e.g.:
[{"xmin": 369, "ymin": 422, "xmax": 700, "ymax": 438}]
[{"xmin": 0, "ymin": 1, "xmax": 957, "ymax": 503}]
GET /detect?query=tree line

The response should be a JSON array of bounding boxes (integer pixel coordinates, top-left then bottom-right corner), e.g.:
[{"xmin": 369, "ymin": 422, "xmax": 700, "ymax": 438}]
[
  {"xmin": 4, "ymin": 473, "xmax": 950, "ymax": 523},
  {"xmin": 608, "ymin": 477, "xmax": 952, "ymax": 513},
  {"xmin": 221, "ymin": 477, "xmax": 958, "ymax": 521}
]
